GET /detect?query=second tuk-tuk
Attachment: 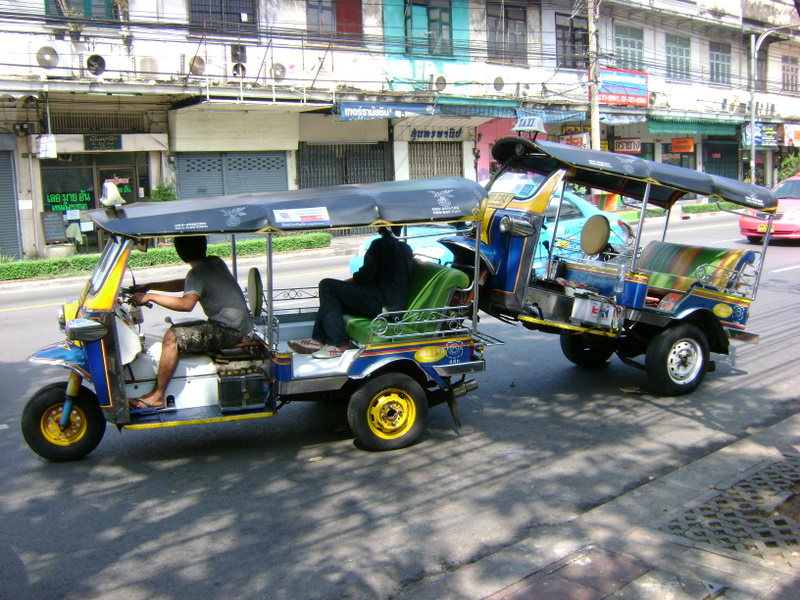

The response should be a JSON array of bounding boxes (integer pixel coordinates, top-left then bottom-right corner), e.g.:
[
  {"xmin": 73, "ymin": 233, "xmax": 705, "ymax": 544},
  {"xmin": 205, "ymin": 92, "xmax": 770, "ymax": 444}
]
[
  {"xmin": 22, "ymin": 177, "xmax": 497, "ymax": 462},
  {"xmin": 442, "ymin": 134, "xmax": 778, "ymax": 396}
]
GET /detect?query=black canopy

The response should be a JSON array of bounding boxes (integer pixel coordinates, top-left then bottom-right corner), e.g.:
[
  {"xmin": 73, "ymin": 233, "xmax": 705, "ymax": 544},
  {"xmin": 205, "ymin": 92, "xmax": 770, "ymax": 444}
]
[
  {"xmin": 491, "ymin": 137, "xmax": 777, "ymax": 210},
  {"xmin": 89, "ymin": 177, "xmax": 487, "ymax": 238}
]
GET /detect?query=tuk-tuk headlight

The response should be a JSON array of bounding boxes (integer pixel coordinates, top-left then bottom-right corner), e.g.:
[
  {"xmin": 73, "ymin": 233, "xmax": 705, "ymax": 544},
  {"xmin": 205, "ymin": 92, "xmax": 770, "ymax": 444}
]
[
  {"xmin": 499, "ymin": 214, "xmax": 538, "ymax": 237},
  {"xmin": 65, "ymin": 318, "xmax": 108, "ymax": 342}
]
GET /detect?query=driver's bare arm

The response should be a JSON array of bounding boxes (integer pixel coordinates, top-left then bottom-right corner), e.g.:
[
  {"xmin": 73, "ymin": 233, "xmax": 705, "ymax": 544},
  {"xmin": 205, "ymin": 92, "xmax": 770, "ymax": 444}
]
[
  {"xmin": 137, "ymin": 278, "xmax": 185, "ymax": 293},
  {"xmin": 133, "ymin": 292, "xmax": 199, "ymax": 312}
]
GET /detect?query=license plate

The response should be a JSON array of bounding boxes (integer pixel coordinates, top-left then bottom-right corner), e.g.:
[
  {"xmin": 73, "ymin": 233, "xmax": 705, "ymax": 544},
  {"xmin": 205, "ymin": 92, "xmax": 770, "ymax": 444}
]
[{"xmin": 757, "ymin": 223, "xmax": 772, "ymax": 233}]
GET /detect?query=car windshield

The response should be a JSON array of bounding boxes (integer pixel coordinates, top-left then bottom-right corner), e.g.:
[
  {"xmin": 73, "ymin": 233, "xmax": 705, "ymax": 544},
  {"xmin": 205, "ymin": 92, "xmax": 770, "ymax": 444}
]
[{"xmin": 773, "ymin": 179, "xmax": 800, "ymax": 199}]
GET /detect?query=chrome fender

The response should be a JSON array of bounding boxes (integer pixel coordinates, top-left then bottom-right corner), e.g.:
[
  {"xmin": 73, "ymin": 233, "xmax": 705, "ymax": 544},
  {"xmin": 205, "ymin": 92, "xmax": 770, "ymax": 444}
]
[{"xmin": 28, "ymin": 341, "xmax": 91, "ymax": 381}]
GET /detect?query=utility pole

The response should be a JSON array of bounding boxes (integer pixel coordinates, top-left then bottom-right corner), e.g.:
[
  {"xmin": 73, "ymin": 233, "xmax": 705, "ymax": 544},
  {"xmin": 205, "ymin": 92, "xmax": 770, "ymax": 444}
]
[{"xmin": 587, "ymin": 0, "xmax": 601, "ymax": 150}]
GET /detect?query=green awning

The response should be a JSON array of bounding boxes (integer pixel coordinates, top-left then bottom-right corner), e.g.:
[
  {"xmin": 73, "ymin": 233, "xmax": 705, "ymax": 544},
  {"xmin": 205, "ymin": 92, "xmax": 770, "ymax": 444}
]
[{"xmin": 648, "ymin": 117, "xmax": 738, "ymax": 136}]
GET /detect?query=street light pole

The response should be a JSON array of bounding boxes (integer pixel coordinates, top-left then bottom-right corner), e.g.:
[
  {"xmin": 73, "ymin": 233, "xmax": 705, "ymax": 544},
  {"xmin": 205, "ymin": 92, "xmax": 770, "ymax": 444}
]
[{"xmin": 749, "ymin": 25, "xmax": 798, "ymax": 185}]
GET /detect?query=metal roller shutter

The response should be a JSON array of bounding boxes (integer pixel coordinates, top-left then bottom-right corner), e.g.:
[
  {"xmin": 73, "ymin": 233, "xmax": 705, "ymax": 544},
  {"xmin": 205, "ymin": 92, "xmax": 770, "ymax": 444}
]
[
  {"xmin": 0, "ymin": 152, "xmax": 20, "ymax": 259},
  {"xmin": 409, "ymin": 142, "xmax": 463, "ymax": 179},
  {"xmin": 297, "ymin": 142, "xmax": 389, "ymax": 188},
  {"xmin": 176, "ymin": 151, "xmax": 288, "ymax": 199}
]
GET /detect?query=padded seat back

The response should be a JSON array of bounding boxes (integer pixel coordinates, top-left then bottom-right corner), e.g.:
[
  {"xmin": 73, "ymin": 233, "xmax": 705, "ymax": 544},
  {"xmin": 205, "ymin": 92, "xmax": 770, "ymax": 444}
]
[
  {"xmin": 345, "ymin": 259, "xmax": 470, "ymax": 344},
  {"xmin": 639, "ymin": 241, "xmax": 756, "ymax": 291}
]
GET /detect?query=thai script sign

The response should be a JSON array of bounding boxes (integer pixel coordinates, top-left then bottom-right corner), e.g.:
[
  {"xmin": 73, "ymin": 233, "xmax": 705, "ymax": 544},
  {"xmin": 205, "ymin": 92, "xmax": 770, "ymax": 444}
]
[
  {"xmin": 339, "ymin": 101, "xmax": 438, "ymax": 121},
  {"xmin": 597, "ymin": 68, "xmax": 648, "ymax": 106}
]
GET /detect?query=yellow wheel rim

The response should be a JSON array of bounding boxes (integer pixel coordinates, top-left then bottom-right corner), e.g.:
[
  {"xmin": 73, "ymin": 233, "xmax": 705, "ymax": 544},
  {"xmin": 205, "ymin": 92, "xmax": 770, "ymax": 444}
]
[
  {"xmin": 367, "ymin": 388, "xmax": 416, "ymax": 440},
  {"xmin": 39, "ymin": 403, "xmax": 88, "ymax": 447}
]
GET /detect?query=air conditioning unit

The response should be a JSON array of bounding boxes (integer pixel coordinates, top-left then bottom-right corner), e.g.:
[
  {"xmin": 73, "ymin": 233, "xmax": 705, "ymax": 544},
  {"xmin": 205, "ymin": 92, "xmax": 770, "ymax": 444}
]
[
  {"xmin": 186, "ymin": 55, "xmax": 227, "ymax": 81},
  {"xmin": 34, "ymin": 41, "xmax": 77, "ymax": 78},
  {"xmin": 429, "ymin": 74, "xmax": 448, "ymax": 92}
]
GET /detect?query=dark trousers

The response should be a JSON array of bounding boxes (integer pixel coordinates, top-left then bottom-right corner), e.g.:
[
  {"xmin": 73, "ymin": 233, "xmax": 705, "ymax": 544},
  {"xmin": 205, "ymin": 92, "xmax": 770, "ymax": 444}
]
[{"xmin": 312, "ymin": 278, "xmax": 383, "ymax": 346}]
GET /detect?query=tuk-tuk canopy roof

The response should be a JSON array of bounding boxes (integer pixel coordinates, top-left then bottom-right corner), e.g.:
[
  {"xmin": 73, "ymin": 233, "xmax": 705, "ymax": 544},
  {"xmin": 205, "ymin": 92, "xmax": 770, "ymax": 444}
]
[
  {"xmin": 89, "ymin": 177, "xmax": 487, "ymax": 238},
  {"xmin": 491, "ymin": 137, "xmax": 777, "ymax": 210}
]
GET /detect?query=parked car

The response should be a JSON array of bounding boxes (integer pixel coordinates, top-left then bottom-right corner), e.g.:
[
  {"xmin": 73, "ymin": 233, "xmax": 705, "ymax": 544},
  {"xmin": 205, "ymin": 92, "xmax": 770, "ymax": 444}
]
[
  {"xmin": 739, "ymin": 174, "xmax": 800, "ymax": 243},
  {"xmin": 350, "ymin": 186, "xmax": 629, "ymax": 274}
]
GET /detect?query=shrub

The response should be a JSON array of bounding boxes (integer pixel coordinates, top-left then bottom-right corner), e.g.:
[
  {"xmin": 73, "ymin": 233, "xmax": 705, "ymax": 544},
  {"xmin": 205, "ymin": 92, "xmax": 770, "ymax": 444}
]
[
  {"xmin": 681, "ymin": 201, "xmax": 738, "ymax": 214},
  {"xmin": 0, "ymin": 232, "xmax": 331, "ymax": 281}
]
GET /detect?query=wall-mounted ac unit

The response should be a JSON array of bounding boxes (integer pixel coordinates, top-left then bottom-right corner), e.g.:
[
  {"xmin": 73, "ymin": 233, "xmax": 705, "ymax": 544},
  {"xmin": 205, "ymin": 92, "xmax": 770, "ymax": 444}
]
[
  {"xmin": 429, "ymin": 74, "xmax": 448, "ymax": 92},
  {"xmin": 34, "ymin": 41, "xmax": 77, "ymax": 78},
  {"xmin": 81, "ymin": 53, "xmax": 131, "ymax": 81},
  {"xmin": 186, "ymin": 55, "xmax": 227, "ymax": 81}
]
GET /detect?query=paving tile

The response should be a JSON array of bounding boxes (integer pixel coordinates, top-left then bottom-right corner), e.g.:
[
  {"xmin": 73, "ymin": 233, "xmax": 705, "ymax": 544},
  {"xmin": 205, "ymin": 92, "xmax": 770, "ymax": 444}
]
[
  {"xmin": 556, "ymin": 549, "xmax": 652, "ymax": 595},
  {"xmin": 608, "ymin": 568, "xmax": 726, "ymax": 600},
  {"xmin": 486, "ymin": 575, "xmax": 605, "ymax": 600}
]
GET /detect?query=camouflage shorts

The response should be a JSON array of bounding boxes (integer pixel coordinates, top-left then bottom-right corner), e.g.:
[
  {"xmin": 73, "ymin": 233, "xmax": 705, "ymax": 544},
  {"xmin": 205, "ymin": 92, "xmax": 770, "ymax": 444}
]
[{"xmin": 171, "ymin": 320, "xmax": 242, "ymax": 354}]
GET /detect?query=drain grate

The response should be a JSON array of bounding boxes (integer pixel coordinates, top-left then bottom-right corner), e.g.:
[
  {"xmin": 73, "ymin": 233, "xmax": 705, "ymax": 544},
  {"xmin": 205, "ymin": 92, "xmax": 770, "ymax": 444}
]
[{"xmin": 660, "ymin": 456, "xmax": 800, "ymax": 562}]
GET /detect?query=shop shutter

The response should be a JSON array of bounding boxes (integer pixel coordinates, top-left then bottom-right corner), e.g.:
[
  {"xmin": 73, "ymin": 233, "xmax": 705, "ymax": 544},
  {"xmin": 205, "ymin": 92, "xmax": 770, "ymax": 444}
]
[
  {"xmin": 0, "ymin": 152, "xmax": 21, "ymax": 259},
  {"xmin": 177, "ymin": 151, "xmax": 287, "ymax": 199},
  {"xmin": 704, "ymin": 141, "xmax": 739, "ymax": 180},
  {"xmin": 409, "ymin": 142, "xmax": 463, "ymax": 179},
  {"xmin": 298, "ymin": 142, "xmax": 389, "ymax": 188}
]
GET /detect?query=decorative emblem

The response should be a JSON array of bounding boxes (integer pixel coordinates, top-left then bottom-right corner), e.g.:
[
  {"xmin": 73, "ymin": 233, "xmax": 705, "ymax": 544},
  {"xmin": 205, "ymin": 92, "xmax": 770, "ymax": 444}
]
[
  {"xmin": 221, "ymin": 207, "xmax": 247, "ymax": 227},
  {"xmin": 430, "ymin": 189, "xmax": 454, "ymax": 208}
]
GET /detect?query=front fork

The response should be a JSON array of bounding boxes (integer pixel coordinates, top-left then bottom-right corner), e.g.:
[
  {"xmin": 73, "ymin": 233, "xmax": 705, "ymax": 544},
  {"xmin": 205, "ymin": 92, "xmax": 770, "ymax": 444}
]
[{"xmin": 59, "ymin": 370, "xmax": 83, "ymax": 430}]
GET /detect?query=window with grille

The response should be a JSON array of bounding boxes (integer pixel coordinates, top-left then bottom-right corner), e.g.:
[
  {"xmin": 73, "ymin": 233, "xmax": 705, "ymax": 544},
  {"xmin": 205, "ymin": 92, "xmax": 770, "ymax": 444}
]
[
  {"xmin": 555, "ymin": 13, "xmax": 588, "ymax": 69},
  {"xmin": 189, "ymin": 0, "xmax": 257, "ymax": 34},
  {"xmin": 308, "ymin": 0, "xmax": 363, "ymax": 43},
  {"xmin": 665, "ymin": 34, "xmax": 691, "ymax": 81},
  {"xmin": 487, "ymin": 2, "xmax": 527, "ymax": 65},
  {"xmin": 783, "ymin": 56, "xmax": 799, "ymax": 93},
  {"xmin": 405, "ymin": 0, "xmax": 452, "ymax": 57},
  {"xmin": 615, "ymin": 25, "xmax": 644, "ymax": 71},
  {"xmin": 709, "ymin": 41, "xmax": 731, "ymax": 85},
  {"xmin": 45, "ymin": 0, "xmax": 120, "ymax": 22}
]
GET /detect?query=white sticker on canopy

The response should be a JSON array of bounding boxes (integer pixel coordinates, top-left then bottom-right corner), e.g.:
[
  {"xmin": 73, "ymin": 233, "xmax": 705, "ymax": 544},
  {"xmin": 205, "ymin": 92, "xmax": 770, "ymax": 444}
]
[{"xmin": 273, "ymin": 207, "xmax": 331, "ymax": 227}]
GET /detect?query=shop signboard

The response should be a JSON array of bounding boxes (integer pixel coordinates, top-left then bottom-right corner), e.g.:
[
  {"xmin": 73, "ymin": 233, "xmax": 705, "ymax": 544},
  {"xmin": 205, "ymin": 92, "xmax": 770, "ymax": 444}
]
[
  {"xmin": 671, "ymin": 138, "xmax": 695, "ymax": 153},
  {"xmin": 614, "ymin": 138, "xmax": 641, "ymax": 154},
  {"xmin": 743, "ymin": 123, "xmax": 779, "ymax": 147},
  {"xmin": 597, "ymin": 68, "xmax": 648, "ymax": 106},
  {"xmin": 338, "ymin": 101, "xmax": 438, "ymax": 121},
  {"xmin": 559, "ymin": 132, "xmax": 590, "ymax": 148}
]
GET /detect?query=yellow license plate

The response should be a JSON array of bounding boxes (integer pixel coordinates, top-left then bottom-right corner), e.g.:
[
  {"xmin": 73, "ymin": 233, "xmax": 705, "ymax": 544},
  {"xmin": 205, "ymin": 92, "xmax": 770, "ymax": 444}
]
[{"xmin": 757, "ymin": 223, "xmax": 772, "ymax": 233}]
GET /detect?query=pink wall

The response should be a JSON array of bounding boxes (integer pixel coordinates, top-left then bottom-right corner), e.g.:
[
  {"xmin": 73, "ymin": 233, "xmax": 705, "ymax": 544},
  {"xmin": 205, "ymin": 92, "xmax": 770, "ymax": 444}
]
[{"xmin": 474, "ymin": 119, "xmax": 548, "ymax": 183}]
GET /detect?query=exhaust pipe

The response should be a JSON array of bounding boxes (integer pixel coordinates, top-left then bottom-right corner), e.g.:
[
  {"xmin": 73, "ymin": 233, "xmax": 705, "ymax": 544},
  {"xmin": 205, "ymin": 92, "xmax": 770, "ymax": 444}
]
[{"xmin": 451, "ymin": 378, "xmax": 478, "ymax": 398}]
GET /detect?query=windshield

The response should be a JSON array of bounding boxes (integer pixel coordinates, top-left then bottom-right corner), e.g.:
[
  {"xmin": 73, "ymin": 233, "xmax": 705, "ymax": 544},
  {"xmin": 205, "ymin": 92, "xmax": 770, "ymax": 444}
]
[
  {"xmin": 773, "ymin": 179, "xmax": 800, "ymax": 199},
  {"xmin": 88, "ymin": 237, "xmax": 129, "ymax": 298}
]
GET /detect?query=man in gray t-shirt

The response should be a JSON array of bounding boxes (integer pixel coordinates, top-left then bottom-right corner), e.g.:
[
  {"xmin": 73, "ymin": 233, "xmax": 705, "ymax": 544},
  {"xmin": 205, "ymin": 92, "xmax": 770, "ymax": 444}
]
[{"xmin": 129, "ymin": 236, "xmax": 253, "ymax": 411}]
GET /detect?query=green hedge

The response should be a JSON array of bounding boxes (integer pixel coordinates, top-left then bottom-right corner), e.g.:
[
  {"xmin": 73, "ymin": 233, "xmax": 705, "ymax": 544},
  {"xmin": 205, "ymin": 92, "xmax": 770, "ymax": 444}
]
[
  {"xmin": 680, "ymin": 201, "xmax": 738, "ymax": 214},
  {"xmin": 0, "ymin": 232, "xmax": 331, "ymax": 281}
]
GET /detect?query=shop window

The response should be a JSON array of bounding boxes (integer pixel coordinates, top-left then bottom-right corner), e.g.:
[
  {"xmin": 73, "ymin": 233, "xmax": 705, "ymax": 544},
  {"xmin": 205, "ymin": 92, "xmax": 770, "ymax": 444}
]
[
  {"xmin": 487, "ymin": 2, "xmax": 527, "ymax": 65},
  {"xmin": 308, "ymin": 0, "xmax": 363, "ymax": 43},
  {"xmin": 615, "ymin": 25, "xmax": 644, "ymax": 71},
  {"xmin": 188, "ymin": 0, "xmax": 257, "ymax": 35},
  {"xmin": 555, "ymin": 13, "xmax": 588, "ymax": 69},
  {"xmin": 405, "ymin": 0, "xmax": 452, "ymax": 57}
]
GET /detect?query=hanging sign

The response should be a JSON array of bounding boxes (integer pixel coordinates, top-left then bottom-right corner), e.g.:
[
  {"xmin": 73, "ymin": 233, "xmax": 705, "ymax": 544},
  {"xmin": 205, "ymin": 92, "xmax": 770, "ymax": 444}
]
[{"xmin": 671, "ymin": 137, "xmax": 695, "ymax": 153}]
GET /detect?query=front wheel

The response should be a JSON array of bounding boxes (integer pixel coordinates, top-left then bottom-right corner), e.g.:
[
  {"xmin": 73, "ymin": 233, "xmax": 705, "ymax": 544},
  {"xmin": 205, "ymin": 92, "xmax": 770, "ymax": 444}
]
[
  {"xmin": 21, "ymin": 382, "xmax": 106, "ymax": 462},
  {"xmin": 560, "ymin": 333, "xmax": 616, "ymax": 368},
  {"xmin": 348, "ymin": 373, "xmax": 428, "ymax": 451},
  {"xmin": 645, "ymin": 324, "xmax": 709, "ymax": 396}
]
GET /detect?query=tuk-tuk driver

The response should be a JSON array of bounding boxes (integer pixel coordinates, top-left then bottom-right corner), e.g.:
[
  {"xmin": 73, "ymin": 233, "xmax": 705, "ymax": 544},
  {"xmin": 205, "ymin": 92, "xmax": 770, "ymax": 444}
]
[{"xmin": 128, "ymin": 235, "xmax": 254, "ymax": 411}]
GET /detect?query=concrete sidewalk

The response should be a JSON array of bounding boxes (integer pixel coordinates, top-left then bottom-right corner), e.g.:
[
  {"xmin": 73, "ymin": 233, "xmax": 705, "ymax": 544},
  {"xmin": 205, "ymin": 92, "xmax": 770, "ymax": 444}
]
[{"xmin": 395, "ymin": 413, "xmax": 800, "ymax": 600}]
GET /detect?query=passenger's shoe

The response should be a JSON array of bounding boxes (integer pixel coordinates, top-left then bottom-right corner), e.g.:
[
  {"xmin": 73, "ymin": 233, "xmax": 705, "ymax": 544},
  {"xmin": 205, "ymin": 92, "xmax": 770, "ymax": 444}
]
[
  {"xmin": 288, "ymin": 339, "xmax": 323, "ymax": 354},
  {"xmin": 311, "ymin": 345, "xmax": 347, "ymax": 359}
]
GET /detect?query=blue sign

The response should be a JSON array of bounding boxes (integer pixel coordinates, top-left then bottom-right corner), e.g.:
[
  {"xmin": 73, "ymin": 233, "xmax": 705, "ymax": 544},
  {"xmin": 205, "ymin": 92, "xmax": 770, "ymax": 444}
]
[
  {"xmin": 338, "ymin": 101, "xmax": 439, "ymax": 121},
  {"xmin": 598, "ymin": 68, "xmax": 648, "ymax": 106}
]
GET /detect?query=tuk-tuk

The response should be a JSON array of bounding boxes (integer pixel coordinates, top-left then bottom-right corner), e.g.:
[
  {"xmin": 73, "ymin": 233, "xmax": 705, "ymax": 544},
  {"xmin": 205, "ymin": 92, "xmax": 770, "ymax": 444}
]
[
  {"xmin": 442, "ymin": 133, "xmax": 778, "ymax": 396},
  {"xmin": 22, "ymin": 177, "xmax": 496, "ymax": 462}
]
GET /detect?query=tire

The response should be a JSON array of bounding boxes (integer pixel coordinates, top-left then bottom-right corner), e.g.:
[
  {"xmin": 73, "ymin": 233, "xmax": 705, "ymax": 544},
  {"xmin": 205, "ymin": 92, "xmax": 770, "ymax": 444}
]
[
  {"xmin": 645, "ymin": 324, "xmax": 709, "ymax": 396},
  {"xmin": 347, "ymin": 373, "xmax": 428, "ymax": 451},
  {"xmin": 746, "ymin": 235, "xmax": 763, "ymax": 244},
  {"xmin": 21, "ymin": 382, "xmax": 106, "ymax": 462},
  {"xmin": 560, "ymin": 333, "xmax": 615, "ymax": 368}
]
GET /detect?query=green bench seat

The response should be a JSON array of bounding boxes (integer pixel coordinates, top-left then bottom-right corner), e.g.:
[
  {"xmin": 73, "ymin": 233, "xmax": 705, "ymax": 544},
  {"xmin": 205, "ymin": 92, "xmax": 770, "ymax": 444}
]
[
  {"xmin": 638, "ymin": 241, "xmax": 757, "ymax": 292},
  {"xmin": 344, "ymin": 259, "xmax": 470, "ymax": 345}
]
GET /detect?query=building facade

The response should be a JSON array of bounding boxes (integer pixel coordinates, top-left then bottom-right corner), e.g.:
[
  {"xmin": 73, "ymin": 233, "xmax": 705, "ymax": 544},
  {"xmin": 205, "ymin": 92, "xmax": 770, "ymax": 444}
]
[{"xmin": 0, "ymin": 0, "xmax": 798, "ymax": 258}]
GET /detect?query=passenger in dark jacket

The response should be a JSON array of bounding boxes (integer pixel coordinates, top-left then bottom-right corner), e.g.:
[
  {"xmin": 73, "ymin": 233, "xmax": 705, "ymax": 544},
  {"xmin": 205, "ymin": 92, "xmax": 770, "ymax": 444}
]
[{"xmin": 289, "ymin": 226, "xmax": 413, "ymax": 359}]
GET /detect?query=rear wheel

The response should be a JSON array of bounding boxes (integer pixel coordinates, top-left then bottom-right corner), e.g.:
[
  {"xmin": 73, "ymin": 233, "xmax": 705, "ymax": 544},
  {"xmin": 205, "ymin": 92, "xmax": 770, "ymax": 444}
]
[
  {"xmin": 746, "ymin": 235, "xmax": 763, "ymax": 244},
  {"xmin": 21, "ymin": 382, "xmax": 106, "ymax": 462},
  {"xmin": 560, "ymin": 333, "xmax": 615, "ymax": 368},
  {"xmin": 348, "ymin": 373, "xmax": 428, "ymax": 451},
  {"xmin": 645, "ymin": 324, "xmax": 709, "ymax": 396}
]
